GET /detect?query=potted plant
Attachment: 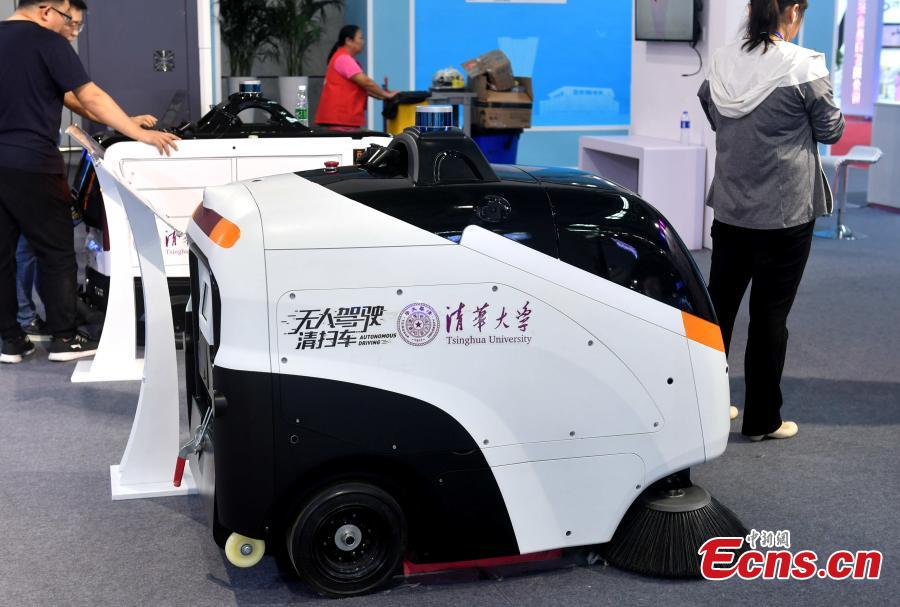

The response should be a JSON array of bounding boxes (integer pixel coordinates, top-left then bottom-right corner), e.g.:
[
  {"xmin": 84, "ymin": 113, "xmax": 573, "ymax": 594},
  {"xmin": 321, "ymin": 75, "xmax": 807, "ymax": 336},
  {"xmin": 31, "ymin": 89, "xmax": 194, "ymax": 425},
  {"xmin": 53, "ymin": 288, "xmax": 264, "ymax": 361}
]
[
  {"xmin": 269, "ymin": 0, "xmax": 344, "ymax": 112},
  {"xmin": 219, "ymin": 0, "xmax": 277, "ymax": 95}
]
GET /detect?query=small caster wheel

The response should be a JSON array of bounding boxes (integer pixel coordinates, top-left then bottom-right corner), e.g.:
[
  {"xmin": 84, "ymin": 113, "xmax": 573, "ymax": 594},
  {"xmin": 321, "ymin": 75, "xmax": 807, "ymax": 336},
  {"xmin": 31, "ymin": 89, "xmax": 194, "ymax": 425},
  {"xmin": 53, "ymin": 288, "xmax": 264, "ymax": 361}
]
[{"xmin": 225, "ymin": 532, "xmax": 266, "ymax": 568}]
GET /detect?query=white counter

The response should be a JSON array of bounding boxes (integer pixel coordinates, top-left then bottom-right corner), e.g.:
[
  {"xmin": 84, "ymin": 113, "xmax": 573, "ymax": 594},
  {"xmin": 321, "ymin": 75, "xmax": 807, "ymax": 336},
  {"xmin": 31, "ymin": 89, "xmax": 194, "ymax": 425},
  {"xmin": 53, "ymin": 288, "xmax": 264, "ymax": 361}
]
[
  {"xmin": 578, "ymin": 135, "xmax": 707, "ymax": 250},
  {"xmin": 868, "ymin": 102, "xmax": 900, "ymax": 209}
]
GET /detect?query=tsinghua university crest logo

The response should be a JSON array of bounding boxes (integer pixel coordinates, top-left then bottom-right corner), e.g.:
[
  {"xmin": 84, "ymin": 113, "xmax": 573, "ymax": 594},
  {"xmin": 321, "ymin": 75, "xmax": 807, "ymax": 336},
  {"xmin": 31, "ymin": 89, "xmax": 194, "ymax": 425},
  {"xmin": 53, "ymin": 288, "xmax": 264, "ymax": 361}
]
[{"xmin": 397, "ymin": 303, "xmax": 440, "ymax": 346}]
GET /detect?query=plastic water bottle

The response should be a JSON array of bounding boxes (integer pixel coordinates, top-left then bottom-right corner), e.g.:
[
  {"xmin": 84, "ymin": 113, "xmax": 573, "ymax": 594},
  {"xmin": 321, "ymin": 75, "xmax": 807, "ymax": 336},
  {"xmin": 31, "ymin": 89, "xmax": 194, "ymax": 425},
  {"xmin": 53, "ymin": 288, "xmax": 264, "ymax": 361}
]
[
  {"xmin": 680, "ymin": 110, "xmax": 691, "ymax": 145},
  {"xmin": 295, "ymin": 85, "xmax": 309, "ymax": 127}
]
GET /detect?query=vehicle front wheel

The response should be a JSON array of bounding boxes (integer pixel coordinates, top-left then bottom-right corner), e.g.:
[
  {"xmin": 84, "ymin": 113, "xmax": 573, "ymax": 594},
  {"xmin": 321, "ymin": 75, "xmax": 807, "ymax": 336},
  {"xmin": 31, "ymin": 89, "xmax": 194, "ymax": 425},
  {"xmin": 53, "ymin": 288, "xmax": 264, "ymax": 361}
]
[{"xmin": 286, "ymin": 482, "xmax": 407, "ymax": 598}]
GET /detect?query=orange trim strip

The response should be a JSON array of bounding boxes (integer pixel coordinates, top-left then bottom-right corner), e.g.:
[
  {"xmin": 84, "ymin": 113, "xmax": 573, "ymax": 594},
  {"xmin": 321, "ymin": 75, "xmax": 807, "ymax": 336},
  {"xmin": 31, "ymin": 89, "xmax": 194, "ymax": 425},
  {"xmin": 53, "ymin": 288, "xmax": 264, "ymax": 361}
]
[{"xmin": 681, "ymin": 311, "xmax": 725, "ymax": 352}]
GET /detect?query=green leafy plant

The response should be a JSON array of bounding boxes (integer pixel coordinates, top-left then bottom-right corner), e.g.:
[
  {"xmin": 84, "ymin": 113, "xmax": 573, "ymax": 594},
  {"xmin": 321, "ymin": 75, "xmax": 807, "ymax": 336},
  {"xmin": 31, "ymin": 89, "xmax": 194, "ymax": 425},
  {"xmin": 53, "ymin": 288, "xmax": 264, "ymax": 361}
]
[
  {"xmin": 219, "ymin": 0, "xmax": 277, "ymax": 76},
  {"xmin": 269, "ymin": 0, "xmax": 344, "ymax": 76}
]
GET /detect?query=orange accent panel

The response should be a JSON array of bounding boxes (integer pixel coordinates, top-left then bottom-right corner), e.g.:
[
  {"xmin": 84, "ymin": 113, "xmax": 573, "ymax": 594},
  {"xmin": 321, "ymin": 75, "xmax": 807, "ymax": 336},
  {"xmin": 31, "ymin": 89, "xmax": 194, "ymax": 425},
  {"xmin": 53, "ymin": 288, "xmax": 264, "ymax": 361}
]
[
  {"xmin": 681, "ymin": 312, "xmax": 725, "ymax": 353},
  {"xmin": 192, "ymin": 205, "xmax": 241, "ymax": 248},
  {"xmin": 208, "ymin": 218, "xmax": 241, "ymax": 248}
]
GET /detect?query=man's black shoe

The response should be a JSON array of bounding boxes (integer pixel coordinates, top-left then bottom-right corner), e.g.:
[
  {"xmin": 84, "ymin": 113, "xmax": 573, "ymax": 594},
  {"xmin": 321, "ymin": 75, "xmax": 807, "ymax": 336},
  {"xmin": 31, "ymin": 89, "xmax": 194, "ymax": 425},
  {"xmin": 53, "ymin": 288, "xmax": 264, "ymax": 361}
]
[
  {"xmin": 1, "ymin": 335, "xmax": 36, "ymax": 364},
  {"xmin": 48, "ymin": 334, "xmax": 98, "ymax": 362}
]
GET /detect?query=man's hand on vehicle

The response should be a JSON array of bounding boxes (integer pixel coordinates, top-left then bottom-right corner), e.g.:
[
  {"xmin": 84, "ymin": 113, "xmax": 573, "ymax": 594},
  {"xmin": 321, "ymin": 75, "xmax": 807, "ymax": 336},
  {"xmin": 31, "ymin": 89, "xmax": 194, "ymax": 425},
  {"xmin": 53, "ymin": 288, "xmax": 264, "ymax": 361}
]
[{"xmin": 137, "ymin": 130, "xmax": 180, "ymax": 156}]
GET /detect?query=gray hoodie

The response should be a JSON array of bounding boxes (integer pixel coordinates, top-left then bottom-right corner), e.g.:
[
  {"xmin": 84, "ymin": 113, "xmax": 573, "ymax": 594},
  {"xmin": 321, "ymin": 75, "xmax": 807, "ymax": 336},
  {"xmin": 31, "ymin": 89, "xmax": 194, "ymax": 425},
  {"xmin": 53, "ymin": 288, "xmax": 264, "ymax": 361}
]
[{"xmin": 698, "ymin": 39, "xmax": 845, "ymax": 230}]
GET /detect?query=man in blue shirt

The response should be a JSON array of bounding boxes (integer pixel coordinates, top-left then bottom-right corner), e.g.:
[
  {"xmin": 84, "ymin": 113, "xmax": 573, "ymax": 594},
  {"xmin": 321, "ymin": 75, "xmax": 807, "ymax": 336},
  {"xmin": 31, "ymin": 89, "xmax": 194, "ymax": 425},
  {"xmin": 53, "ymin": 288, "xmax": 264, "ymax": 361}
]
[{"xmin": 0, "ymin": 0, "xmax": 179, "ymax": 363}]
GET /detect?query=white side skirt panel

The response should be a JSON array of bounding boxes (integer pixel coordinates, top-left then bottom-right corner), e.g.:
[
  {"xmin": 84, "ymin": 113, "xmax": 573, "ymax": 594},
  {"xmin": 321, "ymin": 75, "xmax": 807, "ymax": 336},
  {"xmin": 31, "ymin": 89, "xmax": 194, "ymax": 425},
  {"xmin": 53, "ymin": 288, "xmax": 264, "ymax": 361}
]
[{"xmin": 492, "ymin": 454, "xmax": 644, "ymax": 553}]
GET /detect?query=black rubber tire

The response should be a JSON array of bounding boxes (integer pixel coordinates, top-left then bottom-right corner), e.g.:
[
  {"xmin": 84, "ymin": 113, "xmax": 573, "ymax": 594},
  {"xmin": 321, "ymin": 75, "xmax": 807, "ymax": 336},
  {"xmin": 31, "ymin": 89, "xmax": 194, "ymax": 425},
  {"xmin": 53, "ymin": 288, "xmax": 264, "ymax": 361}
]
[{"xmin": 286, "ymin": 482, "xmax": 407, "ymax": 598}]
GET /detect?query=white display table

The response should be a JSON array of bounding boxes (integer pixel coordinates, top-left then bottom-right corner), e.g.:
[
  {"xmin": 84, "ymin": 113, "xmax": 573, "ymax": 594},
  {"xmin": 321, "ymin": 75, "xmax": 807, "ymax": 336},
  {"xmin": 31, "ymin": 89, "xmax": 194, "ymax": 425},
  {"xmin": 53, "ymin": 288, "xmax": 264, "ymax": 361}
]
[
  {"xmin": 104, "ymin": 163, "xmax": 196, "ymax": 500},
  {"xmin": 578, "ymin": 135, "xmax": 706, "ymax": 250},
  {"xmin": 67, "ymin": 126, "xmax": 195, "ymax": 500},
  {"xmin": 868, "ymin": 102, "xmax": 900, "ymax": 210}
]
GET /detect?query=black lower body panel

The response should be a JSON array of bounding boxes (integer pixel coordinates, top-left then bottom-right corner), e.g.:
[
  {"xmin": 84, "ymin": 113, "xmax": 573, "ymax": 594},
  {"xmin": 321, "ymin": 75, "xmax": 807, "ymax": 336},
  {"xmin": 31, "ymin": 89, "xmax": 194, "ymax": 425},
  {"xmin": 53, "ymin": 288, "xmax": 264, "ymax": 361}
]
[{"xmin": 206, "ymin": 368, "xmax": 519, "ymax": 562}]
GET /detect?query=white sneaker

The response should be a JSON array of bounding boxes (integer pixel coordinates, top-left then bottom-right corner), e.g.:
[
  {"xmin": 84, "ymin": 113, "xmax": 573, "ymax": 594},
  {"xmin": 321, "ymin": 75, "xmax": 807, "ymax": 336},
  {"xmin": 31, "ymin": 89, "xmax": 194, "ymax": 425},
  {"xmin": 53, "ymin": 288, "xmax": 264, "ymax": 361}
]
[
  {"xmin": 730, "ymin": 405, "xmax": 739, "ymax": 420},
  {"xmin": 748, "ymin": 421, "xmax": 798, "ymax": 442}
]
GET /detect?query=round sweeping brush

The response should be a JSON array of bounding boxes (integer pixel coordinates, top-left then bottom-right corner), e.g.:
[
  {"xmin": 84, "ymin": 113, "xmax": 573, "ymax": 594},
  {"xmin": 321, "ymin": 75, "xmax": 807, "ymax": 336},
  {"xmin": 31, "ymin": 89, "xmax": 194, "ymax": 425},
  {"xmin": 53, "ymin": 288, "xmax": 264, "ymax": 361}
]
[{"xmin": 600, "ymin": 483, "xmax": 748, "ymax": 578}]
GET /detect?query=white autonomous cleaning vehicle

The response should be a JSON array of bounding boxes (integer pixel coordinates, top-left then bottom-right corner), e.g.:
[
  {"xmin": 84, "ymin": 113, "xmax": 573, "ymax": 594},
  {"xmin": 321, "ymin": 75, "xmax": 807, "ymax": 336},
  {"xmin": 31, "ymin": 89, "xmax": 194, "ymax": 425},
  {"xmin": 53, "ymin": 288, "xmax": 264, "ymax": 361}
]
[
  {"xmin": 181, "ymin": 127, "xmax": 745, "ymax": 597},
  {"xmin": 72, "ymin": 92, "xmax": 390, "ymax": 335}
]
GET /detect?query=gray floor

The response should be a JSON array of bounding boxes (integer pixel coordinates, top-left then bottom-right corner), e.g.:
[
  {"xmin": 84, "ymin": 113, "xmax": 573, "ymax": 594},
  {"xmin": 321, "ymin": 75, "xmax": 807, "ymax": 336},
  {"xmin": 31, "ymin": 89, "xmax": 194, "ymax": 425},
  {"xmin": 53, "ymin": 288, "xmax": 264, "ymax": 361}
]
[{"xmin": 1, "ymin": 206, "xmax": 898, "ymax": 606}]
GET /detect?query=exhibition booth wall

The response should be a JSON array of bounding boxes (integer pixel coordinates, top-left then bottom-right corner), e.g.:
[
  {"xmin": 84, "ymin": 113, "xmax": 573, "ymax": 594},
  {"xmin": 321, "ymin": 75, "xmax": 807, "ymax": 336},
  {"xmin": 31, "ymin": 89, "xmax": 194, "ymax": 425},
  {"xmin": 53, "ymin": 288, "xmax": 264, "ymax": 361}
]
[
  {"xmin": 3, "ymin": 0, "xmax": 886, "ymax": 216},
  {"xmin": 0, "ymin": 0, "xmax": 846, "ymax": 171},
  {"xmin": 348, "ymin": 0, "xmax": 839, "ymax": 169}
]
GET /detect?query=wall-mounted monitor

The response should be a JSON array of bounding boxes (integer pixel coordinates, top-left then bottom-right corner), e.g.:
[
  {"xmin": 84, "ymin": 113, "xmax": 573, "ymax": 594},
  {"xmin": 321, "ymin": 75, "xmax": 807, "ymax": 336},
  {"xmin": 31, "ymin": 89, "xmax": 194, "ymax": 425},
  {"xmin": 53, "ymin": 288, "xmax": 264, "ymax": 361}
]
[{"xmin": 635, "ymin": 0, "xmax": 698, "ymax": 43}]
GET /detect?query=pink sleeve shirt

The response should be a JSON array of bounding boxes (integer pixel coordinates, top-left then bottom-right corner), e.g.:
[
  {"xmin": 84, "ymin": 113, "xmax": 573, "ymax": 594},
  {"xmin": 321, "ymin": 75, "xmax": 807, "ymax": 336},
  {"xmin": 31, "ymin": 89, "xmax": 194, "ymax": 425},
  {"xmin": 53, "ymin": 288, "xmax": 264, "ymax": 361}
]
[{"xmin": 333, "ymin": 54, "xmax": 363, "ymax": 80}]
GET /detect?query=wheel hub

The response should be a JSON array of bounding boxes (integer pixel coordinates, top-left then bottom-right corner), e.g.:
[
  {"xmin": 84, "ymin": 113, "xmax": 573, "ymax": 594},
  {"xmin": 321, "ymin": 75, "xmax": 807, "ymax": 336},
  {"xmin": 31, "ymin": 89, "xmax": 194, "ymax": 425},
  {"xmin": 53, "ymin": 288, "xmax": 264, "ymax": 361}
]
[{"xmin": 334, "ymin": 524, "xmax": 363, "ymax": 552}]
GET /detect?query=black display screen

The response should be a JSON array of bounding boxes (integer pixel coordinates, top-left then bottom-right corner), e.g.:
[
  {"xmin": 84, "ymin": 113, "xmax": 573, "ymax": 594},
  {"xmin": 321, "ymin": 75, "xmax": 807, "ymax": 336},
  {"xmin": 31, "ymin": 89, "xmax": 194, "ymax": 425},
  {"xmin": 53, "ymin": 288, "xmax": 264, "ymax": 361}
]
[{"xmin": 635, "ymin": 0, "xmax": 696, "ymax": 42}]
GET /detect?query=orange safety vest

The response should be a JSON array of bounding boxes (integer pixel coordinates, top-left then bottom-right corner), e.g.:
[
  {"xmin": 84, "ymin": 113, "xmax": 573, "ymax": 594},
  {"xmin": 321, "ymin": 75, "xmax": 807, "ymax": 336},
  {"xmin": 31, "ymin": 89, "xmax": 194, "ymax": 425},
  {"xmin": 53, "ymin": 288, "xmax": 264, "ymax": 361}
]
[{"xmin": 315, "ymin": 48, "xmax": 368, "ymax": 128}]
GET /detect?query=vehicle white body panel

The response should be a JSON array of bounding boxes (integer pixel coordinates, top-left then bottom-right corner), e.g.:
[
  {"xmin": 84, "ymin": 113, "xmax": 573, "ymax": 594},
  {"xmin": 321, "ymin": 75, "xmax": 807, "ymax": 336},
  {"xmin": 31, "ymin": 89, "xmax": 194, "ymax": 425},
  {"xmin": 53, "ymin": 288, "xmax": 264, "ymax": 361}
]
[{"xmin": 187, "ymin": 174, "xmax": 729, "ymax": 554}]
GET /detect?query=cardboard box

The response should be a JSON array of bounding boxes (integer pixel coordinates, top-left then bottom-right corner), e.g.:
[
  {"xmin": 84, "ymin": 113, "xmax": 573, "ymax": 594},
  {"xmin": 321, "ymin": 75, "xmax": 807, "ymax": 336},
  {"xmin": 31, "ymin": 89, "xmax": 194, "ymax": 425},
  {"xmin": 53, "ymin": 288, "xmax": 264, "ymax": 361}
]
[
  {"xmin": 470, "ymin": 76, "xmax": 534, "ymax": 129},
  {"xmin": 461, "ymin": 49, "xmax": 515, "ymax": 92}
]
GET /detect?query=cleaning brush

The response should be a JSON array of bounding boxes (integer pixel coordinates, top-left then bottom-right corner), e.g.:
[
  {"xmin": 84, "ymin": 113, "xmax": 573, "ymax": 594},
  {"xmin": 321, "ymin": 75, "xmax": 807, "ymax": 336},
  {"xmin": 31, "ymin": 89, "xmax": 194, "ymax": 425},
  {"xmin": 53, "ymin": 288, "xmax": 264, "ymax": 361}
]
[{"xmin": 600, "ymin": 477, "xmax": 748, "ymax": 578}]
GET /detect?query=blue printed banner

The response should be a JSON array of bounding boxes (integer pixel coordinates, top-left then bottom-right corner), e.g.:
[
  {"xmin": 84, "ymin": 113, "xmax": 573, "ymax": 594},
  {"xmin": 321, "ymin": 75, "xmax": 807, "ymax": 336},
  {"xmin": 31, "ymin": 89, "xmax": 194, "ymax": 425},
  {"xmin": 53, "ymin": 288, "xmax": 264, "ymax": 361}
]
[{"xmin": 416, "ymin": 0, "xmax": 632, "ymax": 126}]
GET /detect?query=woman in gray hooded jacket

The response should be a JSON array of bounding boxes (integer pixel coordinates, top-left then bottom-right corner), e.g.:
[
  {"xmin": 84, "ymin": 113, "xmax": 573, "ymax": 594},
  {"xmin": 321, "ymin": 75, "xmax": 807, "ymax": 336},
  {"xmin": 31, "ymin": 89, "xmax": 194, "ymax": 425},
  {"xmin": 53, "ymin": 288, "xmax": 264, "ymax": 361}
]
[{"xmin": 697, "ymin": 0, "xmax": 844, "ymax": 441}]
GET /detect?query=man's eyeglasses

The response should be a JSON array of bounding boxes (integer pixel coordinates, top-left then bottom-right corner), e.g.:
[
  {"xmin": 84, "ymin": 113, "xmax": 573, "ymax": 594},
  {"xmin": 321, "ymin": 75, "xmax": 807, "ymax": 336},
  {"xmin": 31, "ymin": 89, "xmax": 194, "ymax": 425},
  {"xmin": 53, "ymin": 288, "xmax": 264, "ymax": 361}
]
[
  {"xmin": 41, "ymin": 5, "xmax": 84, "ymax": 33},
  {"xmin": 43, "ymin": 6, "xmax": 73, "ymax": 25}
]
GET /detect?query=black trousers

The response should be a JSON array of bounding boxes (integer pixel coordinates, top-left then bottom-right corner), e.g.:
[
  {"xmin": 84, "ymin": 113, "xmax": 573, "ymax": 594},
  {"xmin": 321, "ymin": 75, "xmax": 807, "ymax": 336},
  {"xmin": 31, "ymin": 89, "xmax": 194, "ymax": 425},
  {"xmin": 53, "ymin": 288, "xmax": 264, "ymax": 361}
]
[
  {"xmin": 708, "ymin": 219, "xmax": 815, "ymax": 436},
  {"xmin": 0, "ymin": 167, "xmax": 77, "ymax": 340}
]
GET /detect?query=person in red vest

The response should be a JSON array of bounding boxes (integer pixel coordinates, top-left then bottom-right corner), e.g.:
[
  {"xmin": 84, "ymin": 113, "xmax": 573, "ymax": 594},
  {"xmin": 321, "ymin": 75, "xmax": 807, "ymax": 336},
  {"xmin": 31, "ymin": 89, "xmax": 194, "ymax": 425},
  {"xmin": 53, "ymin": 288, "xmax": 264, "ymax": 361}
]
[{"xmin": 316, "ymin": 25, "xmax": 396, "ymax": 129}]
